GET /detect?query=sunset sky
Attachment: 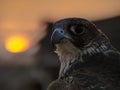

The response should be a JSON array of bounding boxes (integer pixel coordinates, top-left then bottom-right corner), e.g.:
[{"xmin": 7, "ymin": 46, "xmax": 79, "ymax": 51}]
[
  {"xmin": 0, "ymin": 0, "xmax": 120, "ymax": 21},
  {"xmin": 0, "ymin": 0, "xmax": 120, "ymax": 65}
]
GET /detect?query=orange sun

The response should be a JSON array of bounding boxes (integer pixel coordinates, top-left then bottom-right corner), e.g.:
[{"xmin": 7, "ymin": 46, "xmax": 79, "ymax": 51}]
[{"xmin": 5, "ymin": 35, "xmax": 30, "ymax": 53}]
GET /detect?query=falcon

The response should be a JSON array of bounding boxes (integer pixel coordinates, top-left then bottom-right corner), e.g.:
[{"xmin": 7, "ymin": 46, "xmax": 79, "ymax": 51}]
[{"xmin": 47, "ymin": 18, "xmax": 120, "ymax": 90}]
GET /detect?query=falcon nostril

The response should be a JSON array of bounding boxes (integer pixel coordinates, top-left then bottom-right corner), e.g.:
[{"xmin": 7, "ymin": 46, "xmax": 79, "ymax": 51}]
[{"xmin": 60, "ymin": 30, "xmax": 64, "ymax": 33}]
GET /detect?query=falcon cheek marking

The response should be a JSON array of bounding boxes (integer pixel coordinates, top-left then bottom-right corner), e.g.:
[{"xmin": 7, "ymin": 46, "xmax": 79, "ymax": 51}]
[{"xmin": 83, "ymin": 43, "xmax": 108, "ymax": 56}]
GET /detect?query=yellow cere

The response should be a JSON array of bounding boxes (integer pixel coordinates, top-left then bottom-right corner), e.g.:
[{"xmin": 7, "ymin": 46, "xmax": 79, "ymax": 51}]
[{"xmin": 5, "ymin": 35, "xmax": 30, "ymax": 53}]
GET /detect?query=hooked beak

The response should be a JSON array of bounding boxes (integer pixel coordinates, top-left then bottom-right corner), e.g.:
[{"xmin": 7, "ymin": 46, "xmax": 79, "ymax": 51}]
[{"xmin": 51, "ymin": 28, "xmax": 66, "ymax": 44}]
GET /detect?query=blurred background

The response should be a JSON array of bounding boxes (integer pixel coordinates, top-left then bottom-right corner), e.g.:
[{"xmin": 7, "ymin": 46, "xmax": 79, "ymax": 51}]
[{"xmin": 0, "ymin": 0, "xmax": 120, "ymax": 90}]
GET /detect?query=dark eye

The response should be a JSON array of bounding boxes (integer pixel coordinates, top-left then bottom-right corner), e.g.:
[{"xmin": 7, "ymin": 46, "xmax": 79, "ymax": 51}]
[{"xmin": 70, "ymin": 25, "xmax": 86, "ymax": 35}]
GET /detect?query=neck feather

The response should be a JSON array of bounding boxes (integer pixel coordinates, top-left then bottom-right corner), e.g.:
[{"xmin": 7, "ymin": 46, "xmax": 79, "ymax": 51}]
[
  {"xmin": 56, "ymin": 32, "xmax": 112, "ymax": 79},
  {"xmin": 83, "ymin": 43, "xmax": 108, "ymax": 56}
]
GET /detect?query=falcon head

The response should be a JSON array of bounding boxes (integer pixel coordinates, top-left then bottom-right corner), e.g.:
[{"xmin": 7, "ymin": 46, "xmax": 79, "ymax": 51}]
[{"xmin": 51, "ymin": 18, "xmax": 110, "ymax": 61}]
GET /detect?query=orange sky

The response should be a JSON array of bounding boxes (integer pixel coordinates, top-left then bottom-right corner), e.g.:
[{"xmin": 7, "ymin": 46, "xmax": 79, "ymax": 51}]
[
  {"xmin": 0, "ymin": 0, "xmax": 119, "ymax": 34},
  {"xmin": 0, "ymin": 0, "xmax": 120, "ymax": 21},
  {"xmin": 0, "ymin": 0, "xmax": 120, "ymax": 46},
  {"xmin": 0, "ymin": 0, "xmax": 120, "ymax": 33},
  {"xmin": 0, "ymin": 0, "xmax": 120, "ymax": 65}
]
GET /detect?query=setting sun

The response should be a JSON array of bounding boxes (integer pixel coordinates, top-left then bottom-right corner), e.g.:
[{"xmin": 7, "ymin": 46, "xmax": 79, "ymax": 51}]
[{"xmin": 5, "ymin": 35, "xmax": 30, "ymax": 53}]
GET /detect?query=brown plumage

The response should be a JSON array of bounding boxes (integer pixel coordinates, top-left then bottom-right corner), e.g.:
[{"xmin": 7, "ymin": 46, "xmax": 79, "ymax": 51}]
[{"xmin": 48, "ymin": 18, "xmax": 120, "ymax": 90}]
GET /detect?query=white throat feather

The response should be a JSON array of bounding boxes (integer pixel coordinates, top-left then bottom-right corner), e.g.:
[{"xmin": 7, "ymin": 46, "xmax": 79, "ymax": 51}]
[{"xmin": 55, "ymin": 39, "xmax": 82, "ymax": 78}]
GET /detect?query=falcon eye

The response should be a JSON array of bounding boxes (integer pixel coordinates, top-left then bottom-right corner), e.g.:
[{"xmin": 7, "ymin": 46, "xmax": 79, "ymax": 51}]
[{"xmin": 70, "ymin": 25, "xmax": 86, "ymax": 35}]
